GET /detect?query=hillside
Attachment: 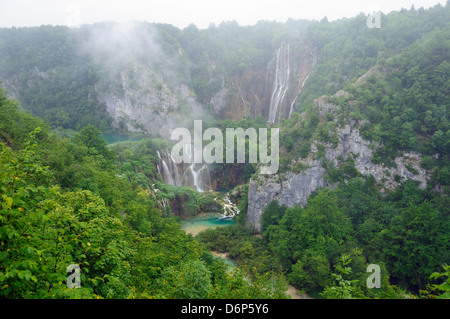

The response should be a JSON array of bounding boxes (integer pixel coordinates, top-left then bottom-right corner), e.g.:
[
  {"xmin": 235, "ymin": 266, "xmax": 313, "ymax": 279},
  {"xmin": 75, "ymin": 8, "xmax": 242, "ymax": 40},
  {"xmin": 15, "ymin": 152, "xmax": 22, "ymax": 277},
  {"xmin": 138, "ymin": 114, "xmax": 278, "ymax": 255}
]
[{"xmin": 0, "ymin": 3, "xmax": 449, "ymax": 299}]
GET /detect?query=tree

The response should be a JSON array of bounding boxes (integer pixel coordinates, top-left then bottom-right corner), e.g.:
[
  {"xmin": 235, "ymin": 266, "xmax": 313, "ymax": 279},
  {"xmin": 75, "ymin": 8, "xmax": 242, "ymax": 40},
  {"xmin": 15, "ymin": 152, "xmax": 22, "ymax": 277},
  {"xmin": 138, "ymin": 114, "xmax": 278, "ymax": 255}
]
[
  {"xmin": 158, "ymin": 260, "xmax": 213, "ymax": 299},
  {"xmin": 321, "ymin": 255, "xmax": 360, "ymax": 299},
  {"xmin": 288, "ymin": 250, "xmax": 331, "ymax": 292},
  {"xmin": 429, "ymin": 265, "xmax": 450, "ymax": 299},
  {"xmin": 261, "ymin": 200, "xmax": 287, "ymax": 233},
  {"xmin": 73, "ymin": 125, "xmax": 113, "ymax": 161},
  {"xmin": 382, "ymin": 201, "xmax": 450, "ymax": 292}
]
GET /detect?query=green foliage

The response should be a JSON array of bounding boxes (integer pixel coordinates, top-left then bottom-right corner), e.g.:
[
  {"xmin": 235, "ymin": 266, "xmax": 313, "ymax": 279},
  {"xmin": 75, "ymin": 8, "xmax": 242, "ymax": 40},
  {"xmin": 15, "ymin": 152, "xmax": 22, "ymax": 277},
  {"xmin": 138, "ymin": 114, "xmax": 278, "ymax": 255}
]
[
  {"xmin": 158, "ymin": 260, "xmax": 213, "ymax": 299},
  {"xmin": 427, "ymin": 265, "xmax": 450, "ymax": 299},
  {"xmin": 381, "ymin": 201, "xmax": 449, "ymax": 291},
  {"xmin": 0, "ymin": 86, "xmax": 50, "ymax": 148},
  {"xmin": 0, "ymin": 91, "xmax": 291, "ymax": 299},
  {"xmin": 298, "ymin": 4, "xmax": 450, "ymax": 113},
  {"xmin": 320, "ymin": 255, "xmax": 360, "ymax": 299},
  {"xmin": 1, "ymin": 3, "xmax": 449, "ymax": 299},
  {"xmin": 288, "ymin": 250, "xmax": 331, "ymax": 292},
  {"xmin": 73, "ymin": 125, "xmax": 113, "ymax": 161},
  {"xmin": 261, "ymin": 200, "xmax": 287, "ymax": 233}
]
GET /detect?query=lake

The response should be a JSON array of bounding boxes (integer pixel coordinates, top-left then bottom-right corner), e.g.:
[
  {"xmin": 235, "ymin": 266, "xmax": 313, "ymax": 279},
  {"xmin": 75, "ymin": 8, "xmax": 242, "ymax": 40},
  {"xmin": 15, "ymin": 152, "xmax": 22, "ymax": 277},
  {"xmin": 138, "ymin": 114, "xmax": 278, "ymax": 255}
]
[{"xmin": 180, "ymin": 212, "xmax": 236, "ymax": 236}]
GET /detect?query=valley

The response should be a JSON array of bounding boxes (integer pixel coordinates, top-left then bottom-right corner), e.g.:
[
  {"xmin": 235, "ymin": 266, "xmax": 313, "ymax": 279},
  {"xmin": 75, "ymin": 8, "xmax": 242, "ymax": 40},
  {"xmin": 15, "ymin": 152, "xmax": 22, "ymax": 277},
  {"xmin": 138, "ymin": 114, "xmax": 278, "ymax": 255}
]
[{"xmin": 0, "ymin": 3, "xmax": 448, "ymax": 300}]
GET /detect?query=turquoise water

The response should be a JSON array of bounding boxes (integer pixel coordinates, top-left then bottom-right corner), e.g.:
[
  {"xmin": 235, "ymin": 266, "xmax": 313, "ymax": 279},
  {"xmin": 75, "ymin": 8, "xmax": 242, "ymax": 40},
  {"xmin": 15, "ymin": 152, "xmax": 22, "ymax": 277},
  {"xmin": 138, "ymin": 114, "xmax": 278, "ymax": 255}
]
[
  {"xmin": 180, "ymin": 213, "xmax": 236, "ymax": 236},
  {"xmin": 181, "ymin": 213, "xmax": 238, "ymax": 269},
  {"xmin": 222, "ymin": 257, "xmax": 237, "ymax": 269}
]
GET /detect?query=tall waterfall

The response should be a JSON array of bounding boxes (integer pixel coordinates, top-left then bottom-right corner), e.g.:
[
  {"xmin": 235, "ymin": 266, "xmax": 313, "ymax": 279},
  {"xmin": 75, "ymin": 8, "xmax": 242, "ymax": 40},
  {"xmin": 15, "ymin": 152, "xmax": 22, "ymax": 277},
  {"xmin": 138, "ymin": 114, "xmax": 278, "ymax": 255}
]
[
  {"xmin": 268, "ymin": 43, "xmax": 290, "ymax": 124},
  {"xmin": 288, "ymin": 74, "xmax": 309, "ymax": 118}
]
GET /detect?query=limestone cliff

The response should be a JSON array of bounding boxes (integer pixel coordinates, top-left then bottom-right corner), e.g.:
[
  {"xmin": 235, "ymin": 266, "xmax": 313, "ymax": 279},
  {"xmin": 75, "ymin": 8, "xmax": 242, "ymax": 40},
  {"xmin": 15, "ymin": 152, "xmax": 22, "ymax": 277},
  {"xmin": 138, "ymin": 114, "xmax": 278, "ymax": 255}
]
[
  {"xmin": 245, "ymin": 92, "xmax": 430, "ymax": 233},
  {"xmin": 96, "ymin": 64, "xmax": 206, "ymax": 139}
]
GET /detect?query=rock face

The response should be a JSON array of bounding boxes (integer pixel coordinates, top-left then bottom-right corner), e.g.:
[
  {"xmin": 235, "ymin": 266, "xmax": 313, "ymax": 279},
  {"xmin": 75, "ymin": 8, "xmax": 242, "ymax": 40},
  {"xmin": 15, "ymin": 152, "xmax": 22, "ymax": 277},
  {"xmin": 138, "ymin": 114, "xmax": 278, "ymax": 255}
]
[
  {"xmin": 97, "ymin": 40, "xmax": 315, "ymax": 138},
  {"xmin": 245, "ymin": 94, "xmax": 430, "ymax": 233},
  {"xmin": 97, "ymin": 65, "xmax": 204, "ymax": 139},
  {"xmin": 246, "ymin": 164, "xmax": 328, "ymax": 232}
]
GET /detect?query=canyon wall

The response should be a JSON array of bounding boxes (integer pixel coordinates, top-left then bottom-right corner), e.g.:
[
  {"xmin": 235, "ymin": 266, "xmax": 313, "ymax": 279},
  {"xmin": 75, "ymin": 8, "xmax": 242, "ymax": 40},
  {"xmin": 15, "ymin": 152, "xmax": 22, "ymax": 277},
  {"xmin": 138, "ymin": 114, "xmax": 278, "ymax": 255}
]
[{"xmin": 245, "ymin": 93, "xmax": 430, "ymax": 232}]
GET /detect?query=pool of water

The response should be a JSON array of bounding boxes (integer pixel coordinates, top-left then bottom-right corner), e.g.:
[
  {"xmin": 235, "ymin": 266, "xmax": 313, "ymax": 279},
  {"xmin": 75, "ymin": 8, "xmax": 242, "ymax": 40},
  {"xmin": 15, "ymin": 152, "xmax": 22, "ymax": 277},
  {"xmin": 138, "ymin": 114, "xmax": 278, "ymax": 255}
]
[{"xmin": 180, "ymin": 212, "xmax": 236, "ymax": 236}]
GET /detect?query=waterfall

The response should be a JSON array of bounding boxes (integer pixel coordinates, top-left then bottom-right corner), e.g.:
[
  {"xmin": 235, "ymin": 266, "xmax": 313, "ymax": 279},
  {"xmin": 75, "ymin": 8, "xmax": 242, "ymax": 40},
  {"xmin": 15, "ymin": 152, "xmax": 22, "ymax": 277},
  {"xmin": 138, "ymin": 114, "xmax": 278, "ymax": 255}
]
[
  {"xmin": 182, "ymin": 163, "xmax": 211, "ymax": 192},
  {"xmin": 161, "ymin": 159, "xmax": 174, "ymax": 186},
  {"xmin": 182, "ymin": 164, "xmax": 198, "ymax": 190},
  {"xmin": 168, "ymin": 151, "xmax": 182, "ymax": 187},
  {"xmin": 219, "ymin": 193, "xmax": 240, "ymax": 218},
  {"xmin": 197, "ymin": 164, "xmax": 212, "ymax": 192},
  {"xmin": 158, "ymin": 148, "xmax": 211, "ymax": 192},
  {"xmin": 151, "ymin": 184, "xmax": 170, "ymax": 214},
  {"xmin": 159, "ymin": 149, "xmax": 183, "ymax": 187},
  {"xmin": 288, "ymin": 74, "xmax": 310, "ymax": 118},
  {"xmin": 268, "ymin": 43, "xmax": 290, "ymax": 124},
  {"xmin": 288, "ymin": 47, "xmax": 316, "ymax": 119}
]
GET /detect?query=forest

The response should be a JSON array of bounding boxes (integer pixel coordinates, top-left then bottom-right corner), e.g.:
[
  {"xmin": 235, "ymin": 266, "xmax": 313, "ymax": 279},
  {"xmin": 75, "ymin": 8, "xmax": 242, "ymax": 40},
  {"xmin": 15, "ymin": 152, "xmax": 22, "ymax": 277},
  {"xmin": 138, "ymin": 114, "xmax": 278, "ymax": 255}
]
[{"xmin": 0, "ymin": 3, "xmax": 449, "ymax": 300}]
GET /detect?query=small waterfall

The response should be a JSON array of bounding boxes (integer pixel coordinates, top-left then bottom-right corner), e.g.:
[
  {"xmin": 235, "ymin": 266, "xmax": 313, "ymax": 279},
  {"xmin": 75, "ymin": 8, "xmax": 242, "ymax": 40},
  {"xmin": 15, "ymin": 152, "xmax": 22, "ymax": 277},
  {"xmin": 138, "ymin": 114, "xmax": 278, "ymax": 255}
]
[
  {"xmin": 158, "ymin": 148, "xmax": 211, "ymax": 192},
  {"xmin": 161, "ymin": 159, "xmax": 174, "ymax": 186},
  {"xmin": 182, "ymin": 164, "xmax": 197, "ymax": 189},
  {"xmin": 159, "ymin": 149, "xmax": 183, "ymax": 187},
  {"xmin": 182, "ymin": 163, "xmax": 211, "ymax": 192},
  {"xmin": 197, "ymin": 165, "xmax": 212, "ymax": 192},
  {"xmin": 268, "ymin": 43, "xmax": 290, "ymax": 124},
  {"xmin": 151, "ymin": 184, "xmax": 170, "ymax": 214},
  {"xmin": 169, "ymin": 153, "xmax": 182, "ymax": 187},
  {"xmin": 218, "ymin": 193, "xmax": 240, "ymax": 218}
]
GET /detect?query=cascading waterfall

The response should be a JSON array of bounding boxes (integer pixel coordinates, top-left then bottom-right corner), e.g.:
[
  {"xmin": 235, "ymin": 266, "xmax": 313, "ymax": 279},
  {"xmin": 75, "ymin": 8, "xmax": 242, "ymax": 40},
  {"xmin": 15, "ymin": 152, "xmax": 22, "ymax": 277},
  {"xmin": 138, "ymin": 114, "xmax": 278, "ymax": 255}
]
[
  {"xmin": 156, "ymin": 150, "xmax": 237, "ymax": 221},
  {"xmin": 151, "ymin": 184, "xmax": 169, "ymax": 214},
  {"xmin": 158, "ymin": 149, "xmax": 211, "ymax": 192},
  {"xmin": 161, "ymin": 159, "xmax": 174, "ymax": 186},
  {"xmin": 181, "ymin": 163, "xmax": 211, "ymax": 192},
  {"xmin": 268, "ymin": 43, "xmax": 290, "ymax": 124},
  {"xmin": 218, "ymin": 193, "xmax": 240, "ymax": 219},
  {"xmin": 168, "ymin": 151, "xmax": 182, "ymax": 187},
  {"xmin": 197, "ymin": 164, "xmax": 212, "ymax": 192},
  {"xmin": 182, "ymin": 164, "xmax": 198, "ymax": 189}
]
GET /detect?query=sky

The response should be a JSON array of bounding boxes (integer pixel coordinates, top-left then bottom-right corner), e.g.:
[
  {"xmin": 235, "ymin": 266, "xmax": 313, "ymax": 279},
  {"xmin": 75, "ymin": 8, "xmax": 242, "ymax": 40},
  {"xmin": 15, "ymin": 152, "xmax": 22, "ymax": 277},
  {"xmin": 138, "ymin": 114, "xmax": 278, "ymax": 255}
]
[{"xmin": 0, "ymin": 0, "xmax": 447, "ymax": 29}]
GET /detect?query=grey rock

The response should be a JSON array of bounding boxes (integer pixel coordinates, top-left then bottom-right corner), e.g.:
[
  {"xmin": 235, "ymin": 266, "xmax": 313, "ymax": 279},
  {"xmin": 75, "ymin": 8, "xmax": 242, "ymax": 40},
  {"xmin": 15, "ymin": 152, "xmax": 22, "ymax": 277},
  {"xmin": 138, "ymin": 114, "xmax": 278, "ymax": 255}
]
[{"xmin": 246, "ymin": 96, "xmax": 430, "ymax": 233}]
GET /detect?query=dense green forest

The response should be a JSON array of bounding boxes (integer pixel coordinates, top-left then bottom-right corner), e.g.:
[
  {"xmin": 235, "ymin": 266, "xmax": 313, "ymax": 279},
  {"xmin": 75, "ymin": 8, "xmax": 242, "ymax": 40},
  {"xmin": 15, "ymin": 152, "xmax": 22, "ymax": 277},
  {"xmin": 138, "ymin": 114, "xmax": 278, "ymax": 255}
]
[
  {"xmin": 1, "ymin": 3, "xmax": 449, "ymax": 300},
  {"xmin": 0, "ymin": 87, "xmax": 289, "ymax": 298},
  {"xmin": 197, "ymin": 5, "xmax": 450, "ymax": 298}
]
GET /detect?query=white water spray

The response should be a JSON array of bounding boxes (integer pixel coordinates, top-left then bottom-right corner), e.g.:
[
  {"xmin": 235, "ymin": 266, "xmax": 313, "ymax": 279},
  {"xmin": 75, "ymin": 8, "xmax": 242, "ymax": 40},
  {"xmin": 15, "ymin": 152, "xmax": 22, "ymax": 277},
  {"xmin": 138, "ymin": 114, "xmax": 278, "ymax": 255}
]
[{"xmin": 268, "ymin": 43, "xmax": 290, "ymax": 124}]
